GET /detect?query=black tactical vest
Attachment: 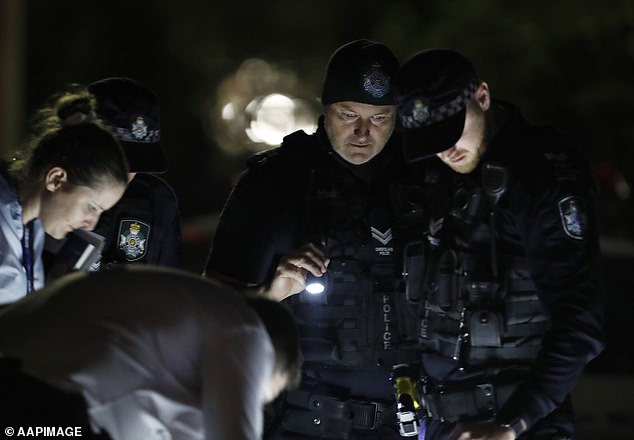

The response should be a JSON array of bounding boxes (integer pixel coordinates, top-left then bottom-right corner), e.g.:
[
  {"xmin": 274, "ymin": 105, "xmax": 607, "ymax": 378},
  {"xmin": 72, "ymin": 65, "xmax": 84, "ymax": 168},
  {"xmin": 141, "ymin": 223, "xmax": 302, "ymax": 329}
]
[
  {"xmin": 417, "ymin": 163, "xmax": 550, "ymax": 366},
  {"xmin": 280, "ymin": 131, "xmax": 420, "ymax": 369}
]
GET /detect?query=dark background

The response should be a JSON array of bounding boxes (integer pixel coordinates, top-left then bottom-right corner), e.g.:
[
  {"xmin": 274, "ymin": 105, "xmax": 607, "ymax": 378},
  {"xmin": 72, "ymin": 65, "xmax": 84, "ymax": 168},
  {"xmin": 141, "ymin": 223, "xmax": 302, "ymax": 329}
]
[{"xmin": 1, "ymin": 1, "xmax": 633, "ymax": 437}]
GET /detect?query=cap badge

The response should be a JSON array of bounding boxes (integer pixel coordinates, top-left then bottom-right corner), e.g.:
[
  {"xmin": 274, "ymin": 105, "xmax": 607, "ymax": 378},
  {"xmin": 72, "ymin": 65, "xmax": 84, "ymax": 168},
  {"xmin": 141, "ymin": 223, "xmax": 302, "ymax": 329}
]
[
  {"xmin": 399, "ymin": 98, "xmax": 430, "ymax": 129},
  {"xmin": 131, "ymin": 116, "xmax": 148, "ymax": 140},
  {"xmin": 398, "ymin": 80, "xmax": 479, "ymax": 129},
  {"xmin": 362, "ymin": 63, "xmax": 390, "ymax": 98},
  {"xmin": 411, "ymin": 99, "xmax": 430, "ymax": 124}
]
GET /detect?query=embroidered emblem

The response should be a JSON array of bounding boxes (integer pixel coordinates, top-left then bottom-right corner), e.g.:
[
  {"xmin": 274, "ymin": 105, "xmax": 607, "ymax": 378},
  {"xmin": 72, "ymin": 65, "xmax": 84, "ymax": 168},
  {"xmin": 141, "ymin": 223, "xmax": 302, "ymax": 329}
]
[
  {"xmin": 428, "ymin": 217, "xmax": 444, "ymax": 236},
  {"xmin": 362, "ymin": 63, "xmax": 390, "ymax": 98},
  {"xmin": 372, "ymin": 227, "xmax": 393, "ymax": 256},
  {"xmin": 118, "ymin": 220, "xmax": 150, "ymax": 261},
  {"xmin": 412, "ymin": 99, "xmax": 430, "ymax": 124},
  {"xmin": 371, "ymin": 227, "xmax": 393, "ymax": 245},
  {"xmin": 131, "ymin": 116, "xmax": 148, "ymax": 140},
  {"xmin": 400, "ymin": 98, "xmax": 431, "ymax": 129},
  {"xmin": 558, "ymin": 196, "xmax": 586, "ymax": 240},
  {"xmin": 427, "ymin": 217, "xmax": 444, "ymax": 247},
  {"xmin": 316, "ymin": 187, "xmax": 339, "ymax": 200}
]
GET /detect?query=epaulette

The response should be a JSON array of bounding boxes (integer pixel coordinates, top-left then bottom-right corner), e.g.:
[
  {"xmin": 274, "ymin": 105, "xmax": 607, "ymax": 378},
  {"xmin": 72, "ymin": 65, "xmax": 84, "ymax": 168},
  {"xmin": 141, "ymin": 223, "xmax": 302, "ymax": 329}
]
[
  {"xmin": 497, "ymin": 123, "xmax": 593, "ymax": 197},
  {"xmin": 247, "ymin": 129, "xmax": 319, "ymax": 171},
  {"xmin": 246, "ymin": 147, "xmax": 281, "ymax": 169},
  {"xmin": 279, "ymin": 130, "xmax": 318, "ymax": 163},
  {"xmin": 281, "ymin": 129, "xmax": 312, "ymax": 146}
]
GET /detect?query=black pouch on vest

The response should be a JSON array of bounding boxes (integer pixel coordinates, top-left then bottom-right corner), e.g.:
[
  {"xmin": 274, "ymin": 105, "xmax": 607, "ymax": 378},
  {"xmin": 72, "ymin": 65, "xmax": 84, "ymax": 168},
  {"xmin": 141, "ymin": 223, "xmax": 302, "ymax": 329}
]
[
  {"xmin": 433, "ymin": 249, "xmax": 459, "ymax": 309},
  {"xmin": 468, "ymin": 310, "xmax": 502, "ymax": 347},
  {"xmin": 403, "ymin": 241, "xmax": 425, "ymax": 304}
]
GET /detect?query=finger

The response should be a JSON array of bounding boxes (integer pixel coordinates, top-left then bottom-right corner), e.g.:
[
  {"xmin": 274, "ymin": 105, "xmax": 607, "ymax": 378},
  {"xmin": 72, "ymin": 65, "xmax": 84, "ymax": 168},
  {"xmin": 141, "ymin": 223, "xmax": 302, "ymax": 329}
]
[
  {"xmin": 304, "ymin": 242, "xmax": 327, "ymax": 259},
  {"xmin": 276, "ymin": 261, "xmax": 308, "ymax": 285},
  {"xmin": 282, "ymin": 252, "xmax": 326, "ymax": 276},
  {"xmin": 302, "ymin": 243, "xmax": 330, "ymax": 271}
]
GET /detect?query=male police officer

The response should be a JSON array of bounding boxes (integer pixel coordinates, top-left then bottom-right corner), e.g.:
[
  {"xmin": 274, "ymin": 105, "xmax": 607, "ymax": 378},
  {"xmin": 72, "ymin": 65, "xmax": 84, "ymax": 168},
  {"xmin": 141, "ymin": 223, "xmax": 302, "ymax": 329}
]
[
  {"xmin": 392, "ymin": 49, "xmax": 605, "ymax": 439},
  {"xmin": 205, "ymin": 40, "xmax": 423, "ymax": 439}
]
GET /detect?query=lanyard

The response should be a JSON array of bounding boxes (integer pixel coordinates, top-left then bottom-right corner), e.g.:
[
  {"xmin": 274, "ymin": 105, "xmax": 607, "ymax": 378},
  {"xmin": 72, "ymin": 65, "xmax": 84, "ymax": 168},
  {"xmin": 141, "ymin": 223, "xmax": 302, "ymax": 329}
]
[{"xmin": 21, "ymin": 221, "xmax": 35, "ymax": 294}]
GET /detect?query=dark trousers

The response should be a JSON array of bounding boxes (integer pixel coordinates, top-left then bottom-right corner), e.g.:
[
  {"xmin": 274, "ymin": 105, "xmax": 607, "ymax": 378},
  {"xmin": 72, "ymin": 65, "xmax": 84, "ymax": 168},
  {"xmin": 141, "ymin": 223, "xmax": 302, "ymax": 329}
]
[{"xmin": 0, "ymin": 358, "xmax": 111, "ymax": 439}]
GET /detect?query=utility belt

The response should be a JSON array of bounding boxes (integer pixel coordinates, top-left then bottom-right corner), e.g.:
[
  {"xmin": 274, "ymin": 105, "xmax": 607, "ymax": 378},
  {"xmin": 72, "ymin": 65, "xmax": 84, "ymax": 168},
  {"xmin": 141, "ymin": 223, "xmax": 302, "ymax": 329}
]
[
  {"xmin": 420, "ymin": 380, "xmax": 518, "ymax": 423},
  {"xmin": 281, "ymin": 388, "xmax": 395, "ymax": 439}
]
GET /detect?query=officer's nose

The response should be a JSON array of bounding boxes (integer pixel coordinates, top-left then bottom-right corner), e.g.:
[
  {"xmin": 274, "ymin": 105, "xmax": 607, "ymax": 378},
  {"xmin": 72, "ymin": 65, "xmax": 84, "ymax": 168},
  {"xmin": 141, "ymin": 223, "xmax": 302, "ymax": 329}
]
[
  {"xmin": 82, "ymin": 215, "xmax": 98, "ymax": 231},
  {"xmin": 354, "ymin": 118, "xmax": 370, "ymax": 138},
  {"xmin": 439, "ymin": 145, "xmax": 457, "ymax": 160}
]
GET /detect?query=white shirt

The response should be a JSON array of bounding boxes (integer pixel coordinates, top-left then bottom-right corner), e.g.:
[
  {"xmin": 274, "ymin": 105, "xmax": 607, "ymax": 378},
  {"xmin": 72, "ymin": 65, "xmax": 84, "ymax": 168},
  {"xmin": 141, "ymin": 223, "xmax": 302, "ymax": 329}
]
[
  {"xmin": 0, "ymin": 267, "xmax": 275, "ymax": 440},
  {"xmin": 0, "ymin": 168, "xmax": 45, "ymax": 302}
]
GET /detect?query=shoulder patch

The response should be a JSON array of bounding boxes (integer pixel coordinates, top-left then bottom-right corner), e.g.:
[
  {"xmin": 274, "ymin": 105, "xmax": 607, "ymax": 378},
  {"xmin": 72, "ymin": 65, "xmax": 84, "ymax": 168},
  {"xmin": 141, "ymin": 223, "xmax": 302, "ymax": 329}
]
[
  {"xmin": 558, "ymin": 196, "xmax": 587, "ymax": 240},
  {"xmin": 118, "ymin": 220, "xmax": 150, "ymax": 261}
]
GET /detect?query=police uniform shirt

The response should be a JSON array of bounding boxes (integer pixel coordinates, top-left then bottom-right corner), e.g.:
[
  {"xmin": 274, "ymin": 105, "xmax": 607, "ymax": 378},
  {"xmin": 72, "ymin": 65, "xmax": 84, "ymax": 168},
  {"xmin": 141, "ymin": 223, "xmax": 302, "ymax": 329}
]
[
  {"xmin": 0, "ymin": 267, "xmax": 275, "ymax": 440},
  {"xmin": 0, "ymin": 163, "xmax": 45, "ymax": 302},
  {"xmin": 95, "ymin": 173, "xmax": 181, "ymax": 269},
  {"xmin": 205, "ymin": 120, "xmax": 421, "ymax": 407},
  {"xmin": 421, "ymin": 101, "xmax": 604, "ymax": 430},
  {"xmin": 205, "ymin": 121, "xmax": 409, "ymax": 287}
]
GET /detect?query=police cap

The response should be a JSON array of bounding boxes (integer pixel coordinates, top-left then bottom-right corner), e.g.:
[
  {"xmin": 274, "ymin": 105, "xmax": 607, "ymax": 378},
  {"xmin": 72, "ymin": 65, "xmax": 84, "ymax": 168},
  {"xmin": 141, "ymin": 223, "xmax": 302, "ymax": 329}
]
[
  {"xmin": 394, "ymin": 49, "xmax": 479, "ymax": 161},
  {"xmin": 89, "ymin": 77, "xmax": 167, "ymax": 173},
  {"xmin": 321, "ymin": 39, "xmax": 399, "ymax": 106}
]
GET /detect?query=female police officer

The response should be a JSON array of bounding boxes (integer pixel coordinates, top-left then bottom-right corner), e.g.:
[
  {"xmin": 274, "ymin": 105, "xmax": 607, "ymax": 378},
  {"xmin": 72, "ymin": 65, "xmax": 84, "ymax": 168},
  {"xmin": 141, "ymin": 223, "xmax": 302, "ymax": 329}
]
[{"xmin": 1, "ymin": 88, "xmax": 128, "ymax": 302}]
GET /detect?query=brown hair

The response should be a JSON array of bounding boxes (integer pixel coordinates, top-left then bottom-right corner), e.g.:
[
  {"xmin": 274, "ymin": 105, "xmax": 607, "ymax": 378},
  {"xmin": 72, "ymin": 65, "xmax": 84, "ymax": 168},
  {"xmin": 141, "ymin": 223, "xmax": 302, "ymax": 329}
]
[{"xmin": 9, "ymin": 87, "xmax": 129, "ymax": 189}]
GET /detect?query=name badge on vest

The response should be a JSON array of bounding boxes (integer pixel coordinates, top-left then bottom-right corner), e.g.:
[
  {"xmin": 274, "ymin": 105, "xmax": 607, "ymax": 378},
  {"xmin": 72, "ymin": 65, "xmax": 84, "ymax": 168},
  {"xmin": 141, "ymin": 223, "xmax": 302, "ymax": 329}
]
[{"xmin": 118, "ymin": 220, "xmax": 150, "ymax": 261}]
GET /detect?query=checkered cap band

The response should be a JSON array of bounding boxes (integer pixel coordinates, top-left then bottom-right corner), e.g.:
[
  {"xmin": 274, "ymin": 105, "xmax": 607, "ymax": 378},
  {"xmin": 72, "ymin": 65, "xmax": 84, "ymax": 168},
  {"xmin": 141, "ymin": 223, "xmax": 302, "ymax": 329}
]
[
  {"xmin": 105, "ymin": 124, "xmax": 160, "ymax": 144},
  {"xmin": 399, "ymin": 80, "xmax": 478, "ymax": 129}
]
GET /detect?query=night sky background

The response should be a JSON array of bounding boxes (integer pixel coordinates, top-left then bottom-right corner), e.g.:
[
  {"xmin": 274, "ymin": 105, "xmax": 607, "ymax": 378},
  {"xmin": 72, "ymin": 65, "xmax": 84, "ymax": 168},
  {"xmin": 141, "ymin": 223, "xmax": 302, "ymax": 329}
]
[
  {"xmin": 13, "ymin": 1, "xmax": 634, "ymax": 221},
  {"xmin": 1, "ymin": 1, "xmax": 634, "ymax": 436}
]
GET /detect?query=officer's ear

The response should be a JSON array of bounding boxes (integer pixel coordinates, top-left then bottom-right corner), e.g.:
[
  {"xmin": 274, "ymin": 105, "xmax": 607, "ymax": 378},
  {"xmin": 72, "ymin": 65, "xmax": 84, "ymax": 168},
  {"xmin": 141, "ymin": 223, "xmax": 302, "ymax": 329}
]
[
  {"xmin": 44, "ymin": 167, "xmax": 68, "ymax": 192},
  {"xmin": 474, "ymin": 82, "xmax": 491, "ymax": 112}
]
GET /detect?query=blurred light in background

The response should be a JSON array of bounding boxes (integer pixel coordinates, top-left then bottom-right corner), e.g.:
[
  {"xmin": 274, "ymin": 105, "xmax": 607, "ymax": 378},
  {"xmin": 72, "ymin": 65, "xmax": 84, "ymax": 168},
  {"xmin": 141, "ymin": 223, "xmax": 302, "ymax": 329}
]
[
  {"xmin": 209, "ymin": 58, "xmax": 320, "ymax": 155},
  {"xmin": 594, "ymin": 162, "xmax": 632, "ymax": 200}
]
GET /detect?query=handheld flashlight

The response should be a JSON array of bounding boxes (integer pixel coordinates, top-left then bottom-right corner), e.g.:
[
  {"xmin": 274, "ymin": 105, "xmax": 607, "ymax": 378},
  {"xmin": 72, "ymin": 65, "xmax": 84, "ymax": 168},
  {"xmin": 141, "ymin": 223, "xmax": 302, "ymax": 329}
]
[{"xmin": 304, "ymin": 273, "xmax": 328, "ymax": 295}]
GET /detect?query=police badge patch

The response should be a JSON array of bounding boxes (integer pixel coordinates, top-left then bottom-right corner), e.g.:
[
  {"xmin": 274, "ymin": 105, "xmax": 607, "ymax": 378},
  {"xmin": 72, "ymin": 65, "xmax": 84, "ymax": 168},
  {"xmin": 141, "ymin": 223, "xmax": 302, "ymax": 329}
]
[
  {"xmin": 118, "ymin": 220, "xmax": 150, "ymax": 261},
  {"xmin": 362, "ymin": 62, "xmax": 390, "ymax": 98},
  {"xmin": 131, "ymin": 116, "xmax": 148, "ymax": 140},
  {"xmin": 558, "ymin": 196, "xmax": 587, "ymax": 240}
]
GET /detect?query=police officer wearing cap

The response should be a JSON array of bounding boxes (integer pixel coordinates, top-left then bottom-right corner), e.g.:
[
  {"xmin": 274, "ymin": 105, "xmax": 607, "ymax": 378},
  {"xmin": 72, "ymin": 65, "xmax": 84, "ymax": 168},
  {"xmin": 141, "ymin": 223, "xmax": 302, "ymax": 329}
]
[
  {"xmin": 392, "ymin": 49, "xmax": 605, "ymax": 439},
  {"xmin": 205, "ymin": 40, "xmax": 425, "ymax": 439},
  {"xmin": 46, "ymin": 78, "xmax": 182, "ymax": 272},
  {"xmin": 89, "ymin": 77, "xmax": 181, "ymax": 269}
]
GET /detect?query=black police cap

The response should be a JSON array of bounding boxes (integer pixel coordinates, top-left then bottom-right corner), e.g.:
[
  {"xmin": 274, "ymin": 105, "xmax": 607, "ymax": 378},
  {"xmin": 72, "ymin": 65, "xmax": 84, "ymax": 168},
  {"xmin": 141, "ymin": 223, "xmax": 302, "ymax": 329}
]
[
  {"xmin": 321, "ymin": 39, "xmax": 399, "ymax": 106},
  {"xmin": 394, "ymin": 49, "xmax": 479, "ymax": 161},
  {"xmin": 89, "ymin": 77, "xmax": 168, "ymax": 173}
]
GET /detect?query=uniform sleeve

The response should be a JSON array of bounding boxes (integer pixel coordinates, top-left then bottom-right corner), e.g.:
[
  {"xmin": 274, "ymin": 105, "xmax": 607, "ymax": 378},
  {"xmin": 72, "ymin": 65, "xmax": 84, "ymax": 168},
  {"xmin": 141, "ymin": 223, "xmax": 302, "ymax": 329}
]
[
  {"xmin": 201, "ymin": 326, "xmax": 274, "ymax": 440},
  {"xmin": 203, "ymin": 165, "xmax": 298, "ymax": 285},
  {"xmin": 497, "ymin": 152, "xmax": 605, "ymax": 430},
  {"xmin": 154, "ymin": 182, "xmax": 182, "ymax": 268}
]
